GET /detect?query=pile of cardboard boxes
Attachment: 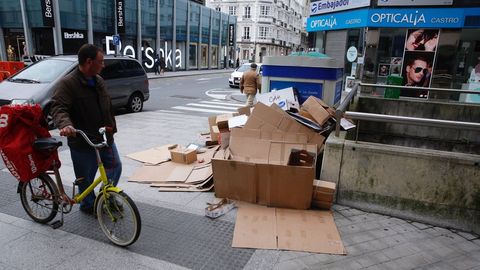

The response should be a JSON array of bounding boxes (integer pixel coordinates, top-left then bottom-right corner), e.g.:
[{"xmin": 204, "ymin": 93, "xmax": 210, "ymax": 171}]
[{"xmin": 210, "ymin": 96, "xmax": 339, "ymax": 210}]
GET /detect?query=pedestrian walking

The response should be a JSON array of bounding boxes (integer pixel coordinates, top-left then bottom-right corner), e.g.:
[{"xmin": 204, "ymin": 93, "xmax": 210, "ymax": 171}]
[
  {"xmin": 236, "ymin": 58, "xmax": 240, "ymax": 68},
  {"xmin": 154, "ymin": 54, "xmax": 160, "ymax": 75},
  {"xmin": 159, "ymin": 56, "xmax": 166, "ymax": 75},
  {"xmin": 51, "ymin": 44, "xmax": 122, "ymax": 215},
  {"xmin": 240, "ymin": 63, "xmax": 261, "ymax": 107}
]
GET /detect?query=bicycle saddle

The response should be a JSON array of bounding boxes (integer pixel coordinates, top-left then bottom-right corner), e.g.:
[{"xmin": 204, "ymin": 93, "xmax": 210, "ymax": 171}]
[{"xmin": 33, "ymin": 137, "xmax": 62, "ymax": 151}]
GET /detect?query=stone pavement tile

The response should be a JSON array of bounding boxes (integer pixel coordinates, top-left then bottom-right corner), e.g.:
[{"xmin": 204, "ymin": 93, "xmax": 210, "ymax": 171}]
[
  {"xmin": 456, "ymin": 231, "xmax": 479, "ymax": 241},
  {"xmin": 331, "ymin": 204, "xmax": 350, "ymax": 211},
  {"xmin": 388, "ymin": 222, "xmax": 419, "ymax": 234},
  {"xmin": 0, "ymin": 232, "xmax": 83, "ymax": 269},
  {"xmin": 0, "ymin": 212, "xmax": 19, "ymax": 224},
  {"xmin": 392, "ymin": 253, "xmax": 432, "ymax": 269},
  {"xmin": 243, "ymin": 249, "xmax": 281, "ymax": 270},
  {"xmin": 11, "ymin": 217, "xmax": 77, "ymax": 241},
  {"xmin": 273, "ymin": 260, "xmax": 308, "ymax": 270},
  {"xmin": 382, "ymin": 245, "xmax": 417, "ymax": 260},
  {"xmin": 337, "ymin": 208, "xmax": 366, "ymax": 218},
  {"xmin": 296, "ymin": 253, "xmax": 344, "ymax": 268},
  {"xmin": 348, "ymin": 239, "xmax": 390, "ymax": 255},
  {"xmin": 0, "ymin": 222, "xmax": 29, "ymax": 246},
  {"xmin": 277, "ymin": 251, "xmax": 311, "ymax": 262},
  {"xmin": 354, "ymin": 251, "xmax": 391, "ymax": 268},
  {"xmin": 452, "ymin": 239, "xmax": 480, "ymax": 254},
  {"xmin": 333, "ymin": 217, "xmax": 355, "ymax": 228},
  {"xmin": 376, "ymin": 260, "xmax": 409, "ymax": 270},
  {"xmin": 410, "ymin": 221, "xmax": 433, "ymax": 230},
  {"xmin": 342, "ymin": 231, "xmax": 378, "ymax": 246},
  {"xmin": 368, "ymin": 227, "xmax": 398, "ymax": 239},
  {"xmin": 423, "ymin": 244, "xmax": 465, "ymax": 261},
  {"xmin": 402, "ymin": 230, "xmax": 430, "ymax": 242},
  {"xmin": 419, "ymin": 261, "xmax": 457, "ymax": 270},
  {"xmin": 0, "ymin": 262, "xmax": 20, "ymax": 270},
  {"xmin": 381, "ymin": 234, "xmax": 410, "ymax": 247},
  {"xmin": 313, "ymin": 258, "xmax": 364, "ymax": 270},
  {"xmin": 448, "ymin": 254, "xmax": 480, "ymax": 270},
  {"xmin": 348, "ymin": 213, "xmax": 371, "ymax": 224}
]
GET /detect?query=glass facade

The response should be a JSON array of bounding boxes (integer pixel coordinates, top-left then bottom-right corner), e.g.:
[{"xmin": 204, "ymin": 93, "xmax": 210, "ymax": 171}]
[{"xmin": 0, "ymin": 0, "xmax": 235, "ymax": 71}]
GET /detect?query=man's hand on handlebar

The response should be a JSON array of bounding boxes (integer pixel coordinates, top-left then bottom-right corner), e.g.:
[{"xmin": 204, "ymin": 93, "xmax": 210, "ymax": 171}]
[{"xmin": 59, "ymin": 125, "xmax": 76, "ymax": 137}]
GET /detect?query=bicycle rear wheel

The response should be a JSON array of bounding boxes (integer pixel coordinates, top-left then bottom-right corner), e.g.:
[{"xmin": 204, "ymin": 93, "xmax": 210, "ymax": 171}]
[
  {"xmin": 96, "ymin": 191, "xmax": 141, "ymax": 247},
  {"xmin": 19, "ymin": 173, "xmax": 59, "ymax": 224}
]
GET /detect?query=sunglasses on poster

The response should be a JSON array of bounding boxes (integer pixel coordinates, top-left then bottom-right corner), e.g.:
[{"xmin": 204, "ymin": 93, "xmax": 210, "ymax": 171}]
[{"xmin": 414, "ymin": 67, "xmax": 428, "ymax": 74}]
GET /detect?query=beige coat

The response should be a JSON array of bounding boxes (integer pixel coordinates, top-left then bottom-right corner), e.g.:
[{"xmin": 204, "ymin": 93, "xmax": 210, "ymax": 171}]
[{"xmin": 240, "ymin": 69, "xmax": 260, "ymax": 95}]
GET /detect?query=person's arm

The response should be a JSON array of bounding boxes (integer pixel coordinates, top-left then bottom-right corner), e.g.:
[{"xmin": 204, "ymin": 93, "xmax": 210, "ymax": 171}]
[{"xmin": 50, "ymin": 80, "xmax": 76, "ymax": 136}]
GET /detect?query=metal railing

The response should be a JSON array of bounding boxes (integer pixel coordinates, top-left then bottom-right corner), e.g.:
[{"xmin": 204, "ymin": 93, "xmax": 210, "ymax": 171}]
[
  {"xmin": 360, "ymin": 82, "xmax": 480, "ymax": 95},
  {"xmin": 334, "ymin": 82, "xmax": 480, "ymax": 137}
]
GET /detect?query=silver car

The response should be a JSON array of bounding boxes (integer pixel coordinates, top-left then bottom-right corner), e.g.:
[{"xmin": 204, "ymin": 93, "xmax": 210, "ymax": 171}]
[{"xmin": 0, "ymin": 55, "xmax": 150, "ymax": 127}]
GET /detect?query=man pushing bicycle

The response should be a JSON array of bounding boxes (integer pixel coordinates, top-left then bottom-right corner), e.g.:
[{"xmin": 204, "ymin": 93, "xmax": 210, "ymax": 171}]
[{"xmin": 51, "ymin": 44, "xmax": 122, "ymax": 215}]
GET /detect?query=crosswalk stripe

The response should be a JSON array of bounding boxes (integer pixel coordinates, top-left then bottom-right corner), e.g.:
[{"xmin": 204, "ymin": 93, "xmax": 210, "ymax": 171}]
[
  {"xmin": 172, "ymin": 106, "xmax": 234, "ymax": 114},
  {"xmin": 186, "ymin": 103, "xmax": 238, "ymax": 110},
  {"xmin": 200, "ymin": 101, "xmax": 244, "ymax": 107}
]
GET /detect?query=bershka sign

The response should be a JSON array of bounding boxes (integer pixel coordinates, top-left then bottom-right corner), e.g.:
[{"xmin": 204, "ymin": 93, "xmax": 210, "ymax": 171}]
[
  {"xmin": 116, "ymin": 0, "xmax": 125, "ymax": 33},
  {"xmin": 63, "ymin": 32, "xmax": 84, "ymax": 39},
  {"xmin": 105, "ymin": 36, "xmax": 182, "ymax": 69},
  {"xmin": 377, "ymin": 0, "xmax": 452, "ymax": 6},
  {"xmin": 310, "ymin": 0, "xmax": 370, "ymax": 16},
  {"xmin": 228, "ymin": 24, "xmax": 235, "ymax": 46},
  {"xmin": 40, "ymin": 0, "xmax": 54, "ymax": 27}
]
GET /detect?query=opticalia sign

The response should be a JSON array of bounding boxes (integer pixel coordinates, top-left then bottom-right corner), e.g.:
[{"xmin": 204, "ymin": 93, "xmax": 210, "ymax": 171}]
[
  {"xmin": 307, "ymin": 7, "xmax": 472, "ymax": 32},
  {"xmin": 105, "ymin": 36, "xmax": 182, "ymax": 69},
  {"xmin": 310, "ymin": 0, "xmax": 370, "ymax": 16}
]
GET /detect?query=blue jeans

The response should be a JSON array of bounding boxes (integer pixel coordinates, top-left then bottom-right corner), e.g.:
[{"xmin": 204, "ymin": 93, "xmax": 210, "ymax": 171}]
[{"xmin": 70, "ymin": 143, "xmax": 122, "ymax": 210}]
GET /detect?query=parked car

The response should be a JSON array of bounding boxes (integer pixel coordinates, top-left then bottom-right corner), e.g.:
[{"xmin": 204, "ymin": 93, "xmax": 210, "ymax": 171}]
[
  {"xmin": 228, "ymin": 63, "xmax": 262, "ymax": 88},
  {"xmin": 0, "ymin": 55, "xmax": 149, "ymax": 128}
]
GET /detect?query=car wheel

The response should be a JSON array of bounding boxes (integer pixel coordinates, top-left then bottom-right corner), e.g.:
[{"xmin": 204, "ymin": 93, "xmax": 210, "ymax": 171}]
[
  {"xmin": 229, "ymin": 84, "xmax": 235, "ymax": 88},
  {"xmin": 127, "ymin": 92, "xmax": 143, "ymax": 113}
]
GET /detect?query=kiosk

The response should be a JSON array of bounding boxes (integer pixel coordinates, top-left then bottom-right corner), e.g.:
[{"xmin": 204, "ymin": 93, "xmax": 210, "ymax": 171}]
[{"xmin": 260, "ymin": 52, "xmax": 343, "ymax": 106}]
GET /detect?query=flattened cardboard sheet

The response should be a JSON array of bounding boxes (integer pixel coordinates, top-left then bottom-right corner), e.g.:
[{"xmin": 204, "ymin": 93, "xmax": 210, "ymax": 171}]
[
  {"xmin": 232, "ymin": 206, "xmax": 277, "ymax": 249},
  {"xmin": 126, "ymin": 144, "xmax": 176, "ymax": 165},
  {"xmin": 157, "ymin": 179, "xmax": 214, "ymax": 192},
  {"xmin": 232, "ymin": 206, "xmax": 346, "ymax": 255},
  {"xmin": 276, "ymin": 209, "xmax": 346, "ymax": 254}
]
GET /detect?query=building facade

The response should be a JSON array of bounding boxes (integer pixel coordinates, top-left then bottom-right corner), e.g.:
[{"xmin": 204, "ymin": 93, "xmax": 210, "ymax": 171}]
[
  {"xmin": 0, "ymin": 0, "xmax": 237, "ymax": 71},
  {"xmin": 306, "ymin": 0, "xmax": 480, "ymax": 97},
  {"xmin": 207, "ymin": 0, "xmax": 309, "ymax": 64}
]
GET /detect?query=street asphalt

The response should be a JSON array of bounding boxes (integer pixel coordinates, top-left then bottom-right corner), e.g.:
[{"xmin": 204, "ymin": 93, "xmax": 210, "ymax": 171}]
[{"xmin": 0, "ymin": 69, "xmax": 478, "ymax": 270}]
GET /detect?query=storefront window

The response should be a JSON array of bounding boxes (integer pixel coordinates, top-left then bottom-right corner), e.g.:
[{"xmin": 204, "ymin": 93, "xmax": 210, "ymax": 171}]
[
  {"xmin": 0, "ymin": 1, "xmax": 22, "ymax": 28},
  {"xmin": 189, "ymin": 43, "xmax": 197, "ymax": 68},
  {"xmin": 375, "ymin": 28, "xmax": 405, "ymax": 85},
  {"xmin": 60, "ymin": 0, "xmax": 87, "ymax": 30},
  {"xmin": 189, "ymin": 4, "xmax": 200, "ymax": 43},
  {"xmin": 201, "ymin": 44, "xmax": 208, "ymax": 68},
  {"xmin": 211, "ymin": 45, "xmax": 218, "ymax": 68},
  {"xmin": 92, "ymin": 0, "xmax": 113, "ymax": 33}
]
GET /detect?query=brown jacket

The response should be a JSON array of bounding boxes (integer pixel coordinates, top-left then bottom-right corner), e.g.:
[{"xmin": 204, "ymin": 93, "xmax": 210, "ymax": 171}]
[
  {"xmin": 240, "ymin": 69, "xmax": 260, "ymax": 95},
  {"xmin": 51, "ymin": 68, "xmax": 117, "ymax": 150}
]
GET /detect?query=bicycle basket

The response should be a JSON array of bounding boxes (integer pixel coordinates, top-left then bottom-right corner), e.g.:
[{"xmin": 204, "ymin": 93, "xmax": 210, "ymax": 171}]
[{"xmin": 0, "ymin": 104, "xmax": 60, "ymax": 182}]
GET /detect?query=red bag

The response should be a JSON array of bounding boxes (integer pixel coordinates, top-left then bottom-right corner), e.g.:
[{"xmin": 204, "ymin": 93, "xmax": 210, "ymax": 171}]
[{"xmin": 0, "ymin": 104, "xmax": 60, "ymax": 182}]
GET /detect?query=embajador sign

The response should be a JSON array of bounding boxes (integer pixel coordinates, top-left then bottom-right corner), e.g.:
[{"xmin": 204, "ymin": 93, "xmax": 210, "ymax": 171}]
[
  {"xmin": 377, "ymin": 0, "xmax": 452, "ymax": 6},
  {"xmin": 310, "ymin": 0, "xmax": 370, "ymax": 16}
]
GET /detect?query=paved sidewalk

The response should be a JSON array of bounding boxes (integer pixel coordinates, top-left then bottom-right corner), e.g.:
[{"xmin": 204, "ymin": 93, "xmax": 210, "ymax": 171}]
[{"xmin": 0, "ymin": 110, "xmax": 479, "ymax": 270}]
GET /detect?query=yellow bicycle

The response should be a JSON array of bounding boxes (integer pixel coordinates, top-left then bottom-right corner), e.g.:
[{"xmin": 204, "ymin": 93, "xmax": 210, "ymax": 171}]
[{"xmin": 18, "ymin": 127, "xmax": 141, "ymax": 247}]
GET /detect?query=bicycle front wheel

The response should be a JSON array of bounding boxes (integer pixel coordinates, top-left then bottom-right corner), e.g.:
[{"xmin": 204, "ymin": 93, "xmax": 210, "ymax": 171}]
[
  {"xmin": 96, "ymin": 191, "xmax": 141, "ymax": 247},
  {"xmin": 19, "ymin": 173, "xmax": 59, "ymax": 224}
]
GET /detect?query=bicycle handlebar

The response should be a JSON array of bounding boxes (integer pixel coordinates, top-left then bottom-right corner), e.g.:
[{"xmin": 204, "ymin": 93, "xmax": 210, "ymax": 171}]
[{"xmin": 75, "ymin": 127, "xmax": 109, "ymax": 148}]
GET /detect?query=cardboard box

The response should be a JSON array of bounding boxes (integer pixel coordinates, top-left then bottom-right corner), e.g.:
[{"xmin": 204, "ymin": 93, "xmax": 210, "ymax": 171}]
[
  {"xmin": 170, "ymin": 148, "xmax": 197, "ymax": 164},
  {"xmin": 232, "ymin": 206, "xmax": 346, "ymax": 254},
  {"xmin": 301, "ymin": 96, "xmax": 333, "ymax": 126},
  {"xmin": 245, "ymin": 102, "xmax": 325, "ymax": 150},
  {"xmin": 312, "ymin": 180, "xmax": 336, "ymax": 210},
  {"xmin": 212, "ymin": 131, "xmax": 317, "ymax": 210},
  {"xmin": 208, "ymin": 116, "xmax": 220, "ymax": 142},
  {"xmin": 216, "ymin": 113, "xmax": 235, "ymax": 132}
]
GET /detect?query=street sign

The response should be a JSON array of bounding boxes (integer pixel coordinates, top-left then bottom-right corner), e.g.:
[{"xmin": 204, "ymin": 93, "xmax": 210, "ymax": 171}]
[{"xmin": 113, "ymin": 35, "xmax": 120, "ymax": 46}]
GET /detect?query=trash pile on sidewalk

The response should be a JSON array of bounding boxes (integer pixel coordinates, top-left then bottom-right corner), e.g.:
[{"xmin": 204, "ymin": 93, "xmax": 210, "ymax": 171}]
[{"xmin": 127, "ymin": 88, "xmax": 353, "ymax": 254}]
